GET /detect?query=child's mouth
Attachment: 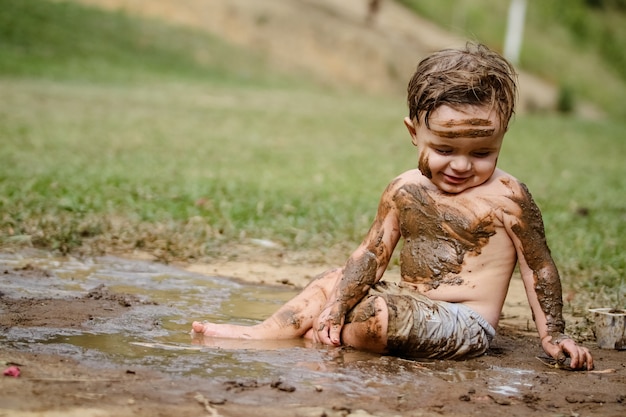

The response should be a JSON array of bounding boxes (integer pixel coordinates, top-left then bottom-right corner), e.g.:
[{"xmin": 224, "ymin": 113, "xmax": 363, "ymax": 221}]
[{"xmin": 443, "ymin": 174, "xmax": 470, "ymax": 184}]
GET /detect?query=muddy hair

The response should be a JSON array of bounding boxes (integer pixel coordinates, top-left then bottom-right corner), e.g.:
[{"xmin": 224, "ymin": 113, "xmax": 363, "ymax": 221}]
[{"xmin": 407, "ymin": 43, "xmax": 518, "ymax": 130}]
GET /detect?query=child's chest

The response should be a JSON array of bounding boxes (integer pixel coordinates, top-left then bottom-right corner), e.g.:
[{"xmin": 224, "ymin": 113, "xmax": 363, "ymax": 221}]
[
  {"xmin": 393, "ymin": 184, "xmax": 513, "ymax": 282},
  {"xmin": 393, "ymin": 184, "xmax": 505, "ymax": 241}
]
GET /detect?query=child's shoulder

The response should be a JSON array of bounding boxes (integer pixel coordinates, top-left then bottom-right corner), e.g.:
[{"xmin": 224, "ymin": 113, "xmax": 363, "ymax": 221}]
[
  {"xmin": 485, "ymin": 169, "xmax": 534, "ymax": 200},
  {"xmin": 390, "ymin": 169, "xmax": 430, "ymax": 185},
  {"xmin": 484, "ymin": 169, "xmax": 524, "ymax": 194},
  {"xmin": 477, "ymin": 170, "xmax": 540, "ymax": 221},
  {"xmin": 382, "ymin": 169, "xmax": 429, "ymax": 193}
]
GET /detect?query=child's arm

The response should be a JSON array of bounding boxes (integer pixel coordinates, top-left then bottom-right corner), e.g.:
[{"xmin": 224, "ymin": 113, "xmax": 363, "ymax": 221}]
[
  {"xmin": 314, "ymin": 180, "xmax": 402, "ymax": 346},
  {"xmin": 505, "ymin": 183, "xmax": 593, "ymax": 370}
]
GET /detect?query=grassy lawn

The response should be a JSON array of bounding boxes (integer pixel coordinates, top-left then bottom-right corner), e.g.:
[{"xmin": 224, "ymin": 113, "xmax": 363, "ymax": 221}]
[{"xmin": 1, "ymin": 0, "xmax": 624, "ymax": 316}]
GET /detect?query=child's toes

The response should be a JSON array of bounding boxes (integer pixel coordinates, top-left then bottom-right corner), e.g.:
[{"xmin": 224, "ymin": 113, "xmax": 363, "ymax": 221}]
[{"xmin": 191, "ymin": 321, "xmax": 205, "ymax": 334}]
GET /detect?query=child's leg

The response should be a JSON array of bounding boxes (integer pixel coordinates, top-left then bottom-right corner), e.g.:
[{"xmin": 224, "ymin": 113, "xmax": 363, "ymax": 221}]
[
  {"xmin": 340, "ymin": 295, "xmax": 388, "ymax": 354},
  {"xmin": 191, "ymin": 268, "xmax": 342, "ymax": 339}
]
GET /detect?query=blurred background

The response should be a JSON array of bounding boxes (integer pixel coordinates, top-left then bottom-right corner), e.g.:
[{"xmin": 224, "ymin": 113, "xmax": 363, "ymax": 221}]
[{"xmin": 4, "ymin": 0, "xmax": 626, "ymax": 117}]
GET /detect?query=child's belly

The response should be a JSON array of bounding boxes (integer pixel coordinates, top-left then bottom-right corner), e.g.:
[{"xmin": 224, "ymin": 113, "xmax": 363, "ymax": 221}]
[{"xmin": 400, "ymin": 263, "xmax": 515, "ymax": 328}]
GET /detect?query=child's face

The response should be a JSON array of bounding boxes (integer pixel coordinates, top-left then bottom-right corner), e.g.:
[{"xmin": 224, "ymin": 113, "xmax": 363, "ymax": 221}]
[{"xmin": 404, "ymin": 105, "xmax": 506, "ymax": 194}]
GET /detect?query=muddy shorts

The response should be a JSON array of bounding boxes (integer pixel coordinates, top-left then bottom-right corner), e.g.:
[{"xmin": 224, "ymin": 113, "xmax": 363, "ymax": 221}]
[{"xmin": 347, "ymin": 281, "xmax": 495, "ymax": 360}]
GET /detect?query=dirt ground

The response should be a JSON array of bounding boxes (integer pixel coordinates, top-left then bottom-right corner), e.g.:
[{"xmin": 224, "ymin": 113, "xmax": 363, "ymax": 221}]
[{"xmin": 1, "ymin": 251, "xmax": 625, "ymax": 417}]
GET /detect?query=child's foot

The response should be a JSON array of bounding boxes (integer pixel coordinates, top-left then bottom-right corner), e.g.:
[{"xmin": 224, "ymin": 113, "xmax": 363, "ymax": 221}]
[
  {"xmin": 191, "ymin": 321, "xmax": 251, "ymax": 338},
  {"xmin": 191, "ymin": 321, "xmax": 220, "ymax": 336}
]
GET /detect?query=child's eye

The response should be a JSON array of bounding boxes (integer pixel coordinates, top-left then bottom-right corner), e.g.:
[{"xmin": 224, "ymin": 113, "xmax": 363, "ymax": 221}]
[
  {"xmin": 434, "ymin": 148, "xmax": 452, "ymax": 155},
  {"xmin": 472, "ymin": 151, "xmax": 491, "ymax": 158}
]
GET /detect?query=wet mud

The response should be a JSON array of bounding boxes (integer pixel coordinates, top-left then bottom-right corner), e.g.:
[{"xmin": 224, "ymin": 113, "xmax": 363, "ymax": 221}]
[
  {"xmin": 508, "ymin": 182, "xmax": 566, "ymax": 337},
  {"xmin": 1, "ymin": 251, "xmax": 625, "ymax": 417},
  {"xmin": 394, "ymin": 183, "xmax": 495, "ymax": 287}
]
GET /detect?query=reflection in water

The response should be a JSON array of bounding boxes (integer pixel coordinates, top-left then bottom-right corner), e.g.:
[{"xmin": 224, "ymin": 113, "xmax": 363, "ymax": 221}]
[
  {"xmin": 0, "ymin": 253, "xmax": 537, "ymax": 398},
  {"xmin": 487, "ymin": 366, "xmax": 534, "ymax": 395}
]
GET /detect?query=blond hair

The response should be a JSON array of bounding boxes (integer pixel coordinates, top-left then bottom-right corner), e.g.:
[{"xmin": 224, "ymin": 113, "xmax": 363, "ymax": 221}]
[{"xmin": 407, "ymin": 43, "xmax": 518, "ymax": 129}]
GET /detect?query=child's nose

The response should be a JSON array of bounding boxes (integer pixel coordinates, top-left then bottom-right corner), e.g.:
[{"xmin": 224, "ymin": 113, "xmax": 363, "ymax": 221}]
[{"xmin": 450, "ymin": 155, "xmax": 471, "ymax": 172}]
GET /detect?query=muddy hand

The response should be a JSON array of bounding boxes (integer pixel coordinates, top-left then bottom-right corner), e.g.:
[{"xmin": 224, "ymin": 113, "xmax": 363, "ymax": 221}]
[
  {"xmin": 315, "ymin": 305, "xmax": 345, "ymax": 346},
  {"xmin": 560, "ymin": 339, "xmax": 593, "ymax": 370},
  {"xmin": 542, "ymin": 336, "xmax": 594, "ymax": 371}
]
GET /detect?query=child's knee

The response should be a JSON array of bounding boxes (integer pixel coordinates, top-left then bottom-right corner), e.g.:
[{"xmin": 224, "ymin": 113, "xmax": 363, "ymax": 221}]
[
  {"xmin": 352, "ymin": 296, "xmax": 387, "ymax": 322},
  {"xmin": 350, "ymin": 296, "xmax": 388, "ymax": 339},
  {"xmin": 342, "ymin": 296, "xmax": 388, "ymax": 352},
  {"xmin": 306, "ymin": 267, "xmax": 343, "ymax": 293}
]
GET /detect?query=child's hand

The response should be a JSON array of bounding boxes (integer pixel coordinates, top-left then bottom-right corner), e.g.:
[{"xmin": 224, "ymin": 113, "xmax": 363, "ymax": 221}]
[
  {"xmin": 313, "ymin": 303, "xmax": 345, "ymax": 347},
  {"xmin": 541, "ymin": 335, "xmax": 594, "ymax": 370}
]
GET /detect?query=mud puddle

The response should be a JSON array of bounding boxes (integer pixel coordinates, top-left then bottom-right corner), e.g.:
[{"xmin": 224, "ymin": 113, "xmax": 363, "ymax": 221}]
[{"xmin": 1, "ymin": 251, "xmax": 624, "ymax": 416}]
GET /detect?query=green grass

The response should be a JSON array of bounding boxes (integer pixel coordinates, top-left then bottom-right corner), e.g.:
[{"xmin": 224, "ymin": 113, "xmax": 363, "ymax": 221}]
[
  {"xmin": 0, "ymin": 0, "xmax": 293, "ymax": 86},
  {"xmin": 0, "ymin": 77, "xmax": 408, "ymax": 257},
  {"xmin": 1, "ymin": 0, "xmax": 624, "ymax": 319}
]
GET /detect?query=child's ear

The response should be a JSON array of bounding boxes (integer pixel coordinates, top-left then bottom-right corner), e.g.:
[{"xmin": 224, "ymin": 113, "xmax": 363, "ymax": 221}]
[{"xmin": 403, "ymin": 117, "xmax": 419, "ymax": 146}]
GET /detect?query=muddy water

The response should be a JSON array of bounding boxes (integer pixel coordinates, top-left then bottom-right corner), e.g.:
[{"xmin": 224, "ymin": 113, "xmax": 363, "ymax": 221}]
[{"xmin": 0, "ymin": 252, "xmax": 537, "ymax": 399}]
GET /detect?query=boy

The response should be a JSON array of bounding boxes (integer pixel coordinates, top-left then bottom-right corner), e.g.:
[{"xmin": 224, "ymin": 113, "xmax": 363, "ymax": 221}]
[{"xmin": 192, "ymin": 43, "xmax": 593, "ymax": 370}]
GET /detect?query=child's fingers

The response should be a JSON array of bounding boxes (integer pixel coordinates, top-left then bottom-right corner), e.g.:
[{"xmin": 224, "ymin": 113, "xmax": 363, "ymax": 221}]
[
  {"xmin": 314, "ymin": 319, "xmax": 343, "ymax": 346},
  {"xmin": 315, "ymin": 321, "xmax": 333, "ymax": 345},
  {"xmin": 329, "ymin": 324, "xmax": 342, "ymax": 346},
  {"xmin": 568, "ymin": 346, "xmax": 594, "ymax": 370},
  {"xmin": 561, "ymin": 340, "xmax": 594, "ymax": 370},
  {"xmin": 573, "ymin": 352, "xmax": 591, "ymax": 370}
]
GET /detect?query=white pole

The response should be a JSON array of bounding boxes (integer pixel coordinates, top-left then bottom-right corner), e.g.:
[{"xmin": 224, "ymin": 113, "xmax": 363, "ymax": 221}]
[{"xmin": 503, "ymin": 0, "xmax": 527, "ymax": 65}]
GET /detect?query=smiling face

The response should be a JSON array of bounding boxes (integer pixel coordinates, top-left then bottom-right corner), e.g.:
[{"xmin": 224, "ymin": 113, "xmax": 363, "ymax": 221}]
[{"xmin": 404, "ymin": 104, "xmax": 506, "ymax": 194}]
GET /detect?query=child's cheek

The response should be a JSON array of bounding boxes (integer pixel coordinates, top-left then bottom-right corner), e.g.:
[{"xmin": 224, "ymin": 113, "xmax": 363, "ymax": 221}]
[{"xmin": 418, "ymin": 153, "xmax": 432, "ymax": 179}]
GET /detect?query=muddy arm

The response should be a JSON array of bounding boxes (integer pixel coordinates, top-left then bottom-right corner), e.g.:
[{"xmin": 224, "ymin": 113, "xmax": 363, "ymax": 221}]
[
  {"xmin": 516, "ymin": 246, "xmax": 594, "ymax": 369},
  {"xmin": 505, "ymin": 183, "xmax": 564, "ymax": 338},
  {"xmin": 504, "ymin": 182, "xmax": 593, "ymax": 369},
  {"xmin": 315, "ymin": 180, "xmax": 402, "ymax": 345}
]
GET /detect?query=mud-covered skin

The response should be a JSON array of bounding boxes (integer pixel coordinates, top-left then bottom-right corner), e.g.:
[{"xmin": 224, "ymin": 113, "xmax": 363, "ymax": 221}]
[
  {"xmin": 418, "ymin": 153, "xmax": 432, "ymax": 179},
  {"xmin": 335, "ymin": 251, "xmax": 378, "ymax": 311},
  {"xmin": 275, "ymin": 308, "xmax": 304, "ymax": 330},
  {"xmin": 506, "ymin": 182, "xmax": 566, "ymax": 343},
  {"xmin": 345, "ymin": 296, "xmax": 387, "ymax": 345},
  {"xmin": 325, "ymin": 172, "xmax": 570, "ymax": 350},
  {"xmin": 321, "ymin": 170, "xmax": 517, "ymax": 335},
  {"xmin": 394, "ymin": 183, "xmax": 496, "ymax": 289}
]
